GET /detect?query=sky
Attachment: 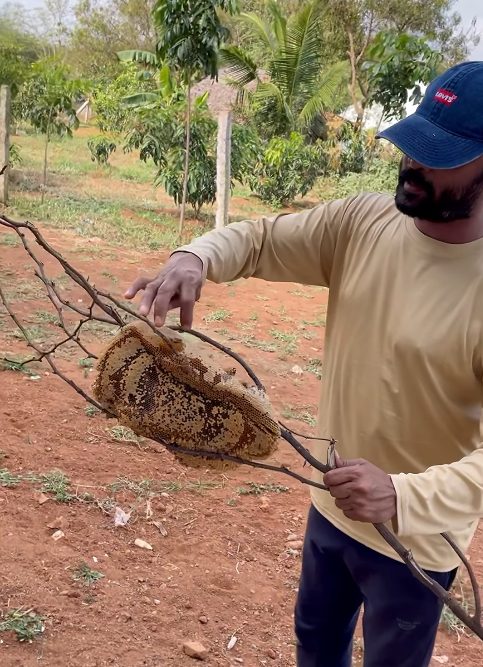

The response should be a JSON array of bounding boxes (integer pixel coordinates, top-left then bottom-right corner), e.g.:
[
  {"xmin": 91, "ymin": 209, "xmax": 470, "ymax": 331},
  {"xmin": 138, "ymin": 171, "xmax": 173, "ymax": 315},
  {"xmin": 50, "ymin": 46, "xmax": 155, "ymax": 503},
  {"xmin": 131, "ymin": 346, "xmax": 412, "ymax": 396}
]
[{"xmin": 13, "ymin": 0, "xmax": 483, "ymax": 61}]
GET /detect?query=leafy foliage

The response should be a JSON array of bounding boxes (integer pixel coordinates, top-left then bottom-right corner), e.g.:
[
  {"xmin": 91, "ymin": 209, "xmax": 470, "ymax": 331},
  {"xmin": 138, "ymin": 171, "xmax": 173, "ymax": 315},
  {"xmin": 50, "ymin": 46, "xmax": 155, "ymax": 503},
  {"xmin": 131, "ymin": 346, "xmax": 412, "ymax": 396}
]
[
  {"xmin": 220, "ymin": 0, "xmax": 347, "ymax": 139},
  {"xmin": 15, "ymin": 59, "xmax": 84, "ymax": 138},
  {"xmin": 92, "ymin": 62, "xmax": 155, "ymax": 133},
  {"xmin": 363, "ymin": 31, "xmax": 442, "ymax": 120},
  {"xmin": 125, "ymin": 93, "xmax": 259, "ymax": 216},
  {"xmin": 87, "ymin": 136, "xmax": 117, "ymax": 165},
  {"xmin": 154, "ymin": 0, "xmax": 239, "ymax": 81},
  {"xmin": 247, "ymin": 132, "xmax": 326, "ymax": 206}
]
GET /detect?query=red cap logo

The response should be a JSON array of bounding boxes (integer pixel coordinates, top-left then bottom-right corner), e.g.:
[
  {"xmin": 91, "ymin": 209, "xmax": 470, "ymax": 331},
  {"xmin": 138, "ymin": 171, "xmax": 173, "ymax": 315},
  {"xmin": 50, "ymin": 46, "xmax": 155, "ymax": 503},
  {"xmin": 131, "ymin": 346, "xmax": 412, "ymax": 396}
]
[{"xmin": 434, "ymin": 88, "xmax": 458, "ymax": 105}]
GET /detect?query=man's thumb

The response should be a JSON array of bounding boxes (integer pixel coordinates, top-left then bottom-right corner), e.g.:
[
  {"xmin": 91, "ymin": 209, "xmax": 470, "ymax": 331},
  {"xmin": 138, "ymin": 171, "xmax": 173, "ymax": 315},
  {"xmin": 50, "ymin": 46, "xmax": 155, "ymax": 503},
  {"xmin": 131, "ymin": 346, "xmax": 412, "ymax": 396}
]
[{"xmin": 334, "ymin": 451, "xmax": 349, "ymax": 468}]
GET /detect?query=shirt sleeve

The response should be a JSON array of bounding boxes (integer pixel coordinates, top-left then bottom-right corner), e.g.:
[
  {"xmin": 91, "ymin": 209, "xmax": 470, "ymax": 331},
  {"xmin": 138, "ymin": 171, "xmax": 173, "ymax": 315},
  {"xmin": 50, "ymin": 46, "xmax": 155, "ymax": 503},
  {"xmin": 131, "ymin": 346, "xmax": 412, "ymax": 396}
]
[
  {"xmin": 173, "ymin": 196, "xmax": 359, "ymax": 288},
  {"xmin": 390, "ymin": 446, "xmax": 483, "ymax": 536}
]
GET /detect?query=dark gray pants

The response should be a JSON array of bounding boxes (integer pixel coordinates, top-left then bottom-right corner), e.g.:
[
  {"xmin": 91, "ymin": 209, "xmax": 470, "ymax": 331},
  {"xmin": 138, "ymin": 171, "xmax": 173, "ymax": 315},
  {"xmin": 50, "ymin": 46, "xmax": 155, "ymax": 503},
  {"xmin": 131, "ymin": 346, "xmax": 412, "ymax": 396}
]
[{"xmin": 295, "ymin": 505, "xmax": 456, "ymax": 667}]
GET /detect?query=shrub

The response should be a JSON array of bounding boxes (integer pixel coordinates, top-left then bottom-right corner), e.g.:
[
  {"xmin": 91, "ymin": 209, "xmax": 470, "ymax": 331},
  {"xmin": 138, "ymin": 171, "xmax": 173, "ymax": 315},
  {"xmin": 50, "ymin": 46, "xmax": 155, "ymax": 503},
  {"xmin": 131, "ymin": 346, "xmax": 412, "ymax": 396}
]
[
  {"xmin": 247, "ymin": 132, "xmax": 326, "ymax": 207},
  {"xmin": 87, "ymin": 136, "xmax": 117, "ymax": 165}
]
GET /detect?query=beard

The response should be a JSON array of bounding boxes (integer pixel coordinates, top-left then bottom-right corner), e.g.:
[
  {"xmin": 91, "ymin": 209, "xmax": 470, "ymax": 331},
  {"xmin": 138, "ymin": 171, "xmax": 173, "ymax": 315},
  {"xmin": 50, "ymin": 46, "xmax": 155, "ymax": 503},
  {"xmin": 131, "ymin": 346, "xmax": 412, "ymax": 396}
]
[{"xmin": 395, "ymin": 163, "xmax": 483, "ymax": 223}]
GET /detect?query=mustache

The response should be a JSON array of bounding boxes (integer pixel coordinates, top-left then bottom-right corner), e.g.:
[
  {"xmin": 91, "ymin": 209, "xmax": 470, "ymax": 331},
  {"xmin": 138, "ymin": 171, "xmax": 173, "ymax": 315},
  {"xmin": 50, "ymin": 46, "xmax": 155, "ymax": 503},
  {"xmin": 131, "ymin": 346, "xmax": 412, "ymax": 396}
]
[{"xmin": 398, "ymin": 168, "xmax": 434, "ymax": 194}]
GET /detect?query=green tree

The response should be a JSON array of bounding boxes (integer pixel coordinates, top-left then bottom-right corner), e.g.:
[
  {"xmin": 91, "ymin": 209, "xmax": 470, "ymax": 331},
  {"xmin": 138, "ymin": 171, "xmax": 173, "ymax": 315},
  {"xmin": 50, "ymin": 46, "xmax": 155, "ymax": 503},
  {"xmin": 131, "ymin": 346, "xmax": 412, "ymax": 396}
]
[
  {"xmin": 125, "ymin": 91, "xmax": 259, "ymax": 217},
  {"xmin": 363, "ymin": 31, "xmax": 442, "ymax": 121},
  {"xmin": 220, "ymin": 0, "xmax": 346, "ymax": 141},
  {"xmin": 15, "ymin": 58, "xmax": 85, "ymax": 201},
  {"xmin": 324, "ymin": 0, "xmax": 479, "ymax": 128},
  {"xmin": 65, "ymin": 0, "xmax": 157, "ymax": 80},
  {"xmin": 153, "ymin": 0, "xmax": 239, "ymax": 236},
  {"xmin": 92, "ymin": 61, "xmax": 156, "ymax": 132}
]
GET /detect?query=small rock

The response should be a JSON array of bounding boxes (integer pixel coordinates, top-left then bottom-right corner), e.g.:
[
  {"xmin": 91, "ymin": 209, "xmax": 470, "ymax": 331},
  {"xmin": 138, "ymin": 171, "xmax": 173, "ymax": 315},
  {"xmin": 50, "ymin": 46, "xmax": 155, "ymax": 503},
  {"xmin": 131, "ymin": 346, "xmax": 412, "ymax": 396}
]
[
  {"xmin": 65, "ymin": 591, "xmax": 81, "ymax": 598},
  {"xmin": 267, "ymin": 648, "xmax": 277, "ymax": 660},
  {"xmin": 259, "ymin": 496, "xmax": 270, "ymax": 511},
  {"xmin": 182, "ymin": 640, "xmax": 209, "ymax": 660},
  {"xmin": 198, "ymin": 615, "xmax": 208, "ymax": 624},
  {"xmin": 291, "ymin": 365, "xmax": 304, "ymax": 375},
  {"xmin": 142, "ymin": 596, "xmax": 151, "ymax": 605},
  {"xmin": 47, "ymin": 516, "xmax": 68, "ymax": 530},
  {"xmin": 51, "ymin": 529, "xmax": 65, "ymax": 541},
  {"xmin": 45, "ymin": 447, "xmax": 52, "ymax": 452},
  {"xmin": 134, "ymin": 538, "xmax": 153, "ymax": 550},
  {"xmin": 154, "ymin": 599, "xmax": 161, "ymax": 605},
  {"xmin": 120, "ymin": 612, "xmax": 132, "ymax": 622},
  {"xmin": 287, "ymin": 540, "xmax": 303, "ymax": 550},
  {"xmin": 37, "ymin": 492, "xmax": 50, "ymax": 505},
  {"xmin": 185, "ymin": 602, "xmax": 193, "ymax": 609},
  {"xmin": 286, "ymin": 533, "xmax": 298, "ymax": 542}
]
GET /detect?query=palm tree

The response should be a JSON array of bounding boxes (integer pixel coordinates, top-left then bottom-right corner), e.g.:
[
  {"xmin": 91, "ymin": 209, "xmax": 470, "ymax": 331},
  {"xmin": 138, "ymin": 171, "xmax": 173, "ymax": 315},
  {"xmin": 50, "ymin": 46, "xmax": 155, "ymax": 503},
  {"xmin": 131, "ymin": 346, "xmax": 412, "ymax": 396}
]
[{"xmin": 220, "ymin": 0, "xmax": 346, "ymax": 140}]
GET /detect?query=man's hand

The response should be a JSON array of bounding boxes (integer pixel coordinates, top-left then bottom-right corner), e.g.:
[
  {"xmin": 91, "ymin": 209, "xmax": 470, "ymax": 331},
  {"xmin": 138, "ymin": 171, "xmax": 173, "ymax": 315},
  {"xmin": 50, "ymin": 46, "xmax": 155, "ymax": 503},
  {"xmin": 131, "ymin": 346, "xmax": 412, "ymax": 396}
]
[
  {"xmin": 124, "ymin": 252, "xmax": 203, "ymax": 328},
  {"xmin": 324, "ymin": 454, "xmax": 397, "ymax": 524}
]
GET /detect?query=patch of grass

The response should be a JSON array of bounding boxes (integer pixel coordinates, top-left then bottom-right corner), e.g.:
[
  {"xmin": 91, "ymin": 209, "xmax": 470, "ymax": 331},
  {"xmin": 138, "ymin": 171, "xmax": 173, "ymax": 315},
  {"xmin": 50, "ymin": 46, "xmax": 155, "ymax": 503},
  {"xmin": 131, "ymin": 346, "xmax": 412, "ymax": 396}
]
[
  {"xmin": 0, "ymin": 608, "xmax": 45, "ymax": 642},
  {"xmin": 248, "ymin": 312, "xmax": 259, "ymax": 321},
  {"xmin": 85, "ymin": 404, "xmax": 101, "ymax": 418},
  {"xmin": 302, "ymin": 314, "xmax": 326, "ymax": 327},
  {"xmin": 237, "ymin": 482, "xmax": 290, "ymax": 495},
  {"xmin": 240, "ymin": 335, "xmax": 277, "ymax": 352},
  {"xmin": 82, "ymin": 321, "xmax": 119, "ymax": 338},
  {"xmin": 79, "ymin": 357, "xmax": 94, "ymax": 377},
  {"xmin": 270, "ymin": 330, "xmax": 298, "ymax": 355},
  {"xmin": 39, "ymin": 470, "xmax": 74, "ymax": 502},
  {"xmin": 101, "ymin": 271, "xmax": 118, "ymax": 283},
  {"xmin": 0, "ymin": 468, "xmax": 23, "ymax": 488},
  {"xmin": 0, "ymin": 356, "xmax": 40, "ymax": 377},
  {"xmin": 11, "ymin": 325, "xmax": 47, "ymax": 343},
  {"xmin": 73, "ymin": 562, "xmax": 104, "ymax": 586},
  {"xmin": 107, "ymin": 476, "xmax": 222, "ymax": 497},
  {"xmin": 35, "ymin": 310, "xmax": 60, "ymax": 325},
  {"xmin": 0, "ymin": 233, "xmax": 19, "ymax": 246},
  {"xmin": 4, "ymin": 279, "xmax": 44, "ymax": 301},
  {"xmin": 204, "ymin": 308, "xmax": 232, "ymax": 323},
  {"xmin": 115, "ymin": 163, "xmax": 154, "ymax": 184},
  {"xmin": 289, "ymin": 288, "xmax": 314, "ymax": 299},
  {"xmin": 439, "ymin": 605, "xmax": 469, "ymax": 639},
  {"xmin": 281, "ymin": 406, "xmax": 317, "ymax": 427},
  {"xmin": 11, "ymin": 193, "xmax": 183, "ymax": 252},
  {"xmin": 109, "ymin": 425, "xmax": 141, "ymax": 444},
  {"xmin": 305, "ymin": 358, "xmax": 323, "ymax": 379}
]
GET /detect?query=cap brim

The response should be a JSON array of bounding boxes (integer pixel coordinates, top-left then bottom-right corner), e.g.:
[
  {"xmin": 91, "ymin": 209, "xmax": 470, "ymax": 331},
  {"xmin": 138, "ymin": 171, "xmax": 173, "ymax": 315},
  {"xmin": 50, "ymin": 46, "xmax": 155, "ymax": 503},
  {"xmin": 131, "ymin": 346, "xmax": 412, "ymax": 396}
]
[{"xmin": 377, "ymin": 113, "xmax": 483, "ymax": 169}]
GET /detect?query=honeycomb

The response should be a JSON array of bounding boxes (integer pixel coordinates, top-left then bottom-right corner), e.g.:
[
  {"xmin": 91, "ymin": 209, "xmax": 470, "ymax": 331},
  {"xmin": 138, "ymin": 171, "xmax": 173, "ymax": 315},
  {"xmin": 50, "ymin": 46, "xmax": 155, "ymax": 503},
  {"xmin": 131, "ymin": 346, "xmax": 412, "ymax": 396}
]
[{"xmin": 92, "ymin": 322, "xmax": 280, "ymax": 468}]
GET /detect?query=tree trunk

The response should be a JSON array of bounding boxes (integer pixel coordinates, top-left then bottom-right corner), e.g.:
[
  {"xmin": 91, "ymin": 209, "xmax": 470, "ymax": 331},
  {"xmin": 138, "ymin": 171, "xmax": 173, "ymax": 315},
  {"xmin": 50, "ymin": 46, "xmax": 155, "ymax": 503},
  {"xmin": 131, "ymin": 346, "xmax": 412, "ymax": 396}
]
[
  {"xmin": 41, "ymin": 110, "xmax": 53, "ymax": 205},
  {"xmin": 215, "ymin": 111, "xmax": 232, "ymax": 229},
  {"xmin": 0, "ymin": 85, "xmax": 11, "ymax": 205},
  {"xmin": 179, "ymin": 77, "xmax": 192, "ymax": 240}
]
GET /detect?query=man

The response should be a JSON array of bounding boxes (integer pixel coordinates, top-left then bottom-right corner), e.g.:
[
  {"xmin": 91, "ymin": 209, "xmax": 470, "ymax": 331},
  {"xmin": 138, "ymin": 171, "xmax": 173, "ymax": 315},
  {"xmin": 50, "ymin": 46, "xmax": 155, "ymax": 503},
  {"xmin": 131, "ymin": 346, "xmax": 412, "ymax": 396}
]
[{"xmin": 125, "ymin": 61, "xmax": 483, "ymax": 666}]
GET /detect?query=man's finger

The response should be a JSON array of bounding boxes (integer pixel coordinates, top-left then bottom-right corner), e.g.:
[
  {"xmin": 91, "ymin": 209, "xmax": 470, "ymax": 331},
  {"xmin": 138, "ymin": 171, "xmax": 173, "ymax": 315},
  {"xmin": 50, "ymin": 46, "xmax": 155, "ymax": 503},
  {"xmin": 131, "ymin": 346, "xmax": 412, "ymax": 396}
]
[
  {"xmin": 328, "ymin": 482, "xmax": 353, "ymax": 499},
  {"xmin": 124, "ymin": 275, "xmax": 153, "ymax": 299},
  {"xmin": 178, "ymin": 283, "xmax": 197, "ymax": 329},
  {"xmin": 334, "ymin": 498, "xmax": 354, "ymax": 511},
  {"xmin": 324, "ymin": 466, "xmax": 360, "ymax": 487},
  {"xmin": 152, "ymin": 283, "xmax": 179, "ymax": 326}
]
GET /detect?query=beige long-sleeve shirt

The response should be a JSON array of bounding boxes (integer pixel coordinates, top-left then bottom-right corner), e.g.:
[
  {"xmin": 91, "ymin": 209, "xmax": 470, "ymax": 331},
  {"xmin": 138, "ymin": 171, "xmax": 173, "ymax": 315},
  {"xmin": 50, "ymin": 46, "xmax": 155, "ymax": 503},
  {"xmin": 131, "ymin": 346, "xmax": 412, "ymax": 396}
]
[{"xmin": 178, "ymin": 192, "xmax": 483, "ymax": 571}]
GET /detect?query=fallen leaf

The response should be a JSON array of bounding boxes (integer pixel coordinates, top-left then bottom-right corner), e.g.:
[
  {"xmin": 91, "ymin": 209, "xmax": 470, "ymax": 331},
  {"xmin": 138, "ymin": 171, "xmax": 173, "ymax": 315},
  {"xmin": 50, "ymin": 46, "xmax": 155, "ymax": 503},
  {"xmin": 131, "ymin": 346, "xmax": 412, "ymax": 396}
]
[
  {"xmin": 145, "ymin": 499, "xmax": 153, "ymax": 520},
  {"xmin": 151, "ymin": 520, "xmax": 168, "ymax": 536}
]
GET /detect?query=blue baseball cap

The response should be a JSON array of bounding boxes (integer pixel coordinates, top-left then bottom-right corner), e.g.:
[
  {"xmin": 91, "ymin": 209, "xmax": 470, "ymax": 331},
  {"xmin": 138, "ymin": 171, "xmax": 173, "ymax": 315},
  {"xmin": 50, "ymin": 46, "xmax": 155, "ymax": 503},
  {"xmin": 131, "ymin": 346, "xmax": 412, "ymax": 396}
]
[{"xmin": 377, "ymin": 61, "xmax": 483, "ymax": 169}]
